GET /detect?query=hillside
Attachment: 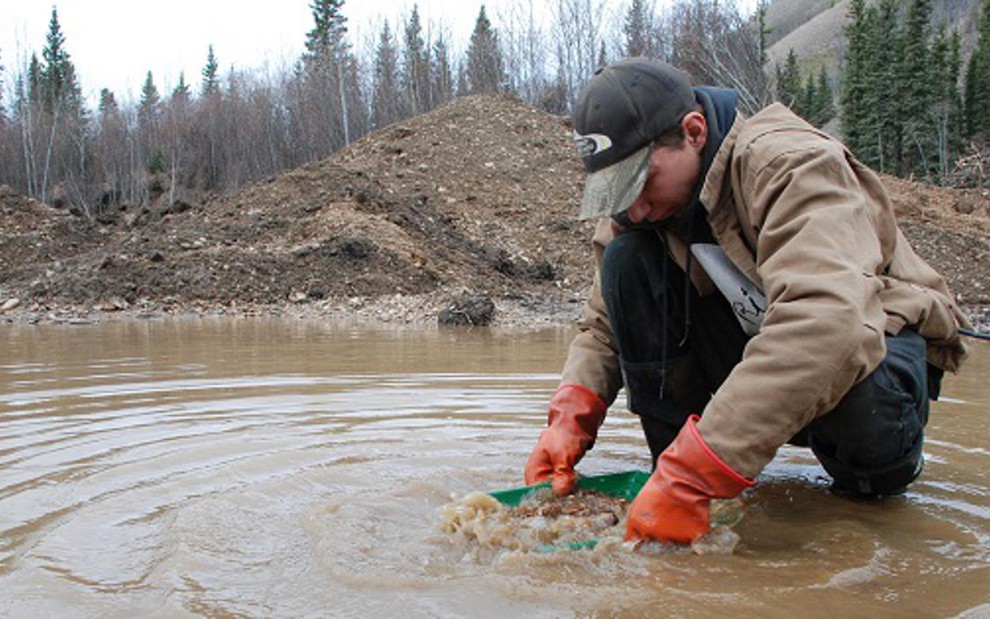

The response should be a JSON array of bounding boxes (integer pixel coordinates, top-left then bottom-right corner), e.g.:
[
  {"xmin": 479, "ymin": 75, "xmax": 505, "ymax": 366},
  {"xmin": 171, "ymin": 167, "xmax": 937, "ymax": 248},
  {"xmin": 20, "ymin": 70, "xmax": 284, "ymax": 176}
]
[
  {"xmin": 765, "ymin": 0, "xmax": 984, "ymax": 78},
  {"xmin": 2, "ymin": 94, "xmax": 990, "ymax": 328}
]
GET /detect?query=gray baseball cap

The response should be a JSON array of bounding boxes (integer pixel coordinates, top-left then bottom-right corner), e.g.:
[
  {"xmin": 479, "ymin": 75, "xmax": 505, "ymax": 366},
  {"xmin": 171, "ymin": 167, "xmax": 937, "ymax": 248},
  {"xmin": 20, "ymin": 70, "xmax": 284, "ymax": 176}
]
[{"xmin": 571, "ymin": 59, "xmax": 696, "ymax": 220}]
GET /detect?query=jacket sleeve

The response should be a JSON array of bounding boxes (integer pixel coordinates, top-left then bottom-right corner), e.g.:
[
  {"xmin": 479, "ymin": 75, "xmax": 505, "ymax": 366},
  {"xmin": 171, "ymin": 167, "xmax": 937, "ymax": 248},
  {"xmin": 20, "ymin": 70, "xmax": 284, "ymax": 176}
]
[
  {"xmin": 698, "ymin": 138, "xmax": 890, "ymax": 479},
  {"xmin": 559, "ymin": 218, "xmax": 624, "ymax": 405}
]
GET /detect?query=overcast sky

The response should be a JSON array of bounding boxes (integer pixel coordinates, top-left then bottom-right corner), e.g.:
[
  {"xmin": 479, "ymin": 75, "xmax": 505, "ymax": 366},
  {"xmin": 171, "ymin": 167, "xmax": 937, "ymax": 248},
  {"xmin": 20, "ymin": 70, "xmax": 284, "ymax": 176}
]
[{"xmin": 1, "ymin": 0, "xmax": 756, "ymax": 105}]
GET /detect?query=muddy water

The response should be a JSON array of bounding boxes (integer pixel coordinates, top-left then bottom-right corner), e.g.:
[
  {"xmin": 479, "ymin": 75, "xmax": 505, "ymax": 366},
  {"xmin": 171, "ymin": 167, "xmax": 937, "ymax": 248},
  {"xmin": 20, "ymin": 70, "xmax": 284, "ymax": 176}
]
[{"xmin": 1, "ymin": 319, "xmax": 988, "ymax": 618}]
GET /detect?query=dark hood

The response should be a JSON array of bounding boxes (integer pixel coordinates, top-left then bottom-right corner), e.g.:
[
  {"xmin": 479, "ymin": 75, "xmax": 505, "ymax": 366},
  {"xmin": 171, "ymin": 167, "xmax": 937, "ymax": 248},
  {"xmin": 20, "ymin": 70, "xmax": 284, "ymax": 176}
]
[{"xmin": 677, "ymin": 86, "xmax": 738, "ymax": 241}]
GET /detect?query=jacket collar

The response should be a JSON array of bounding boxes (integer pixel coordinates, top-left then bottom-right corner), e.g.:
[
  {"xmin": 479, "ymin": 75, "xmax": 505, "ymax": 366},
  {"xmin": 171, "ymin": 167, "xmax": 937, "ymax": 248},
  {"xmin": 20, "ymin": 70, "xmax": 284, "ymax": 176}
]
[
  {"xmin": 697, "ymin": 111, "xmax": 763, "ymax": 289},
  {"xmin": 700, "ymin": 111, "xmax": 743, "ymax": 216}
]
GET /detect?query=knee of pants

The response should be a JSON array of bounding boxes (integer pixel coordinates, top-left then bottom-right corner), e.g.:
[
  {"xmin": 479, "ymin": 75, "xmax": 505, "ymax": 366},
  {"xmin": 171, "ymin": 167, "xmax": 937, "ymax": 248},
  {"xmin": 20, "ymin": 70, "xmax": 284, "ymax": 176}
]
[
  {"xmin": 813, "ymin": 436, "xmax": 924, "ymax": 496},
  {"xmin": 809, "ymin": 387, "xmax": 928, "ymax": 495},
  {"xmin": 811, "ymin": 379, "xmax": 927, "ymax": 470},
  {"xmin": 601, "ymin": 229, "xmax": 668, "ymax": 293},
  {"xmin": 809, "ymin": 332, "xmax": 930, "ymax": 495}
]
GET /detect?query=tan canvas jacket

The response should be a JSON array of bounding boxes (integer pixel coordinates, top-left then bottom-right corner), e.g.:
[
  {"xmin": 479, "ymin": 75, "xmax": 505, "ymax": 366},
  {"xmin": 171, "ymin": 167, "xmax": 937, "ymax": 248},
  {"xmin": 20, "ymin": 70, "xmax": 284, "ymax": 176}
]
[{"xmin": 560, "ymin": 103, "xmax": 970, "ymax": 479}]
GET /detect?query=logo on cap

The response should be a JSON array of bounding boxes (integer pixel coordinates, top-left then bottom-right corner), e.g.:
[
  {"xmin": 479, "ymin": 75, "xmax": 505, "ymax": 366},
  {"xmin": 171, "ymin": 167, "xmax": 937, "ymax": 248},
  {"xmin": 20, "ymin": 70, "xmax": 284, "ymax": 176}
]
[{"xmin": 573, "ymin": 131, "xmax": 613, "ymax": 158}]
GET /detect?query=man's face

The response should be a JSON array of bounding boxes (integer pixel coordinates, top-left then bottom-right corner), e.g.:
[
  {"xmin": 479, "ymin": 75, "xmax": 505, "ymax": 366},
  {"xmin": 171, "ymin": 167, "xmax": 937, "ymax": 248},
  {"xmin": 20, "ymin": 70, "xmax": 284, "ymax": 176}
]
[{"xmin": 623, "ymin": 113, "xmax": 706, "ymax": 225}]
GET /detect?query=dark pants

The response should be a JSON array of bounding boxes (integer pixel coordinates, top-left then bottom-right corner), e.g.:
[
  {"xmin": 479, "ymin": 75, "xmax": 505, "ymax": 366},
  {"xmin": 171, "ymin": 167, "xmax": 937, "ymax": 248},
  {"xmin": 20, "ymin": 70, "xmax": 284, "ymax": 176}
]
[{"xmin": 601, "ymin": 230, "xmax": 932, "ymax": 496}]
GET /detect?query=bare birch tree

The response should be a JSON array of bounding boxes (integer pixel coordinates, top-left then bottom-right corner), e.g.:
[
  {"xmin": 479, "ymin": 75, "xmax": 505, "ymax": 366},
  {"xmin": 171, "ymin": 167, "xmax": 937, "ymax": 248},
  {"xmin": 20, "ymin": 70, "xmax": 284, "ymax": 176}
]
[
  {"xmin": 494, "ymin": 0, "xmax": 551, "ymax": 104},
  {"xmin": 665, "ymin": 0, "xmax": 772, "ymax": 115},
  {"xmin": 551, "ymin": 0, "xmax": 609, "ymax": 110}
]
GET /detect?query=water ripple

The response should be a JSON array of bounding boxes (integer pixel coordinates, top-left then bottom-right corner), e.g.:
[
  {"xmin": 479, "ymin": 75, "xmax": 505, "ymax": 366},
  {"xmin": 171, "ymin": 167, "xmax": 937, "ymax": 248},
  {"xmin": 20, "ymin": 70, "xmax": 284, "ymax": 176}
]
[{"xmin": 0, "ymin": 323, "xmax": 988, "ymax": 617}]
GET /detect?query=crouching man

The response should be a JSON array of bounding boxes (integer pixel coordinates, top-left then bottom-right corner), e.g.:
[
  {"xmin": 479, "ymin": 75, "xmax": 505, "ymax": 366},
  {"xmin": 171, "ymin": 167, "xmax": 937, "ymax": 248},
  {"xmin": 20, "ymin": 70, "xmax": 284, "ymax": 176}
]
[{"xmin": 524, "ymin": 58, "xmax": 970, "ymax": 544}]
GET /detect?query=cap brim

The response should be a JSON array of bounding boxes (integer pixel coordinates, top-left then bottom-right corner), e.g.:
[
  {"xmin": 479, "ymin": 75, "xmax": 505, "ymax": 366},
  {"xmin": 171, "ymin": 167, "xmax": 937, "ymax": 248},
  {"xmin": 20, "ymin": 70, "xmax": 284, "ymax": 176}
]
[{"xmin": 578, "ymin": 144, "xmax": 651, "ymax": 220}]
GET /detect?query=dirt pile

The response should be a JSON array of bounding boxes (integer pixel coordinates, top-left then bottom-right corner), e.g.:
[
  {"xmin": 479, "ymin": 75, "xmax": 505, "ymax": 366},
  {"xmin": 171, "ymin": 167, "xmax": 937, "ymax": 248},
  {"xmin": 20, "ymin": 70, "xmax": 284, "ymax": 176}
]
[
  {"xmin": 1, "ymin": 95, "xmax": 594, "ymax": 326},
  {"xmin": 2, "ymin": 94, "xmax": 990, "ymax": 328},
  {"xmin": 880, "ymin": 175, "xmax": 990, "ymax": 309}
]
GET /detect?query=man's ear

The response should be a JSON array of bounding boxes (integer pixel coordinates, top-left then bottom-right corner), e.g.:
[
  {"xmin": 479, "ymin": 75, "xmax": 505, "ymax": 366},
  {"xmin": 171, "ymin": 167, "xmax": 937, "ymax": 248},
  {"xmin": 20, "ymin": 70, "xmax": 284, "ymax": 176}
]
[{"xmin": 682, "ymin": 111, "xmax": 707, "ymax": 150}]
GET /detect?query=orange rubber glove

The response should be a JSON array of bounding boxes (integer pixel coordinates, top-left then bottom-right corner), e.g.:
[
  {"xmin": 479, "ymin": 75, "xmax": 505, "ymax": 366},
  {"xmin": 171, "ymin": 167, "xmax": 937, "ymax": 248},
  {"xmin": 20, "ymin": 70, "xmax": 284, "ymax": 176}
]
[
  {"xmin": 524, "ymin": 384, "xmax": 607, "ymax": 495},
  {"xmin": 626, "ymin": 415, "xmax": 754, "ymax": 544}
]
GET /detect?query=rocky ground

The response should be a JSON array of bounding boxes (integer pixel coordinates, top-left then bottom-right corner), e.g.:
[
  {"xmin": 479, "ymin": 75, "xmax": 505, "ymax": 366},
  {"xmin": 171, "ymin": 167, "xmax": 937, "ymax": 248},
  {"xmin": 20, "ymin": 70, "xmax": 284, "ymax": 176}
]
[{"xmin": 2, "ymin": 94, "xmax": 990, "ymax": 332}]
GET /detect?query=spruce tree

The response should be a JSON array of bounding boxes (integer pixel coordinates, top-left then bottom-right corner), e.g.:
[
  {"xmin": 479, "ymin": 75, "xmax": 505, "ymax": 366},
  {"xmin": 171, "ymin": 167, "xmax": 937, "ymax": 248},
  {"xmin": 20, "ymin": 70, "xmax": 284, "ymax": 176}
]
[
  {"xmin": 172, "ymin": 72, "xmax": 191, "ymax": 106},
  {"xmin": 403, "ymin": 5, "xmax": 431, "ymax": 114},
  {"xmin": 980, "ymin": 0, "xmax": 990, "ymax": 138},
  {"xmin": 965, "ymin": 0, "xmax": 990, "ymax": 141},
  {"xmin": 305, "ymin": 0, "xmax": 347, "ymax": 60},
  {"xmin": 27, "ymin": 54, "xmax": 43, "ymax": 107},
  {"xmin": 775, "ymin": 49, "xmax": 802, "ymax": 109},
  {"xmin": 303, "ymin": 0, "xmax": 357, "ymax": 147},
  {"xmin": 39, "ymin": 6, "xmax": 82, "ymax": 114},
  {"xmin": 964, "ymin": 51, "xmax": 980, "ymax": 138},
  {"xmin": 899, "ymin": 0, "xmax": 935, "ymax": 177},
  {"xmin": 139, "ymin": 71, "xmax": 160, "ymax": 126},
  {"xmin": 815, "ymin": 65, "xmax": 834, "ymax": 126},
  {"xmin": 756, "ymin": 0, "xmax": 771, "ymax": 67},
  {"xmin": 98, "ymin": 88, "xmax": 118, "ymax": 119},
  {"xmin": 139, "ymin": 71, "xmax": 163, "ymax": 174},
  {"xmin": 800, "ymin": 71, "xmax": 816, "ymax": 123},
  {"xmin": 841, "ymin": 0, "xmax": 879, "ymax": 168},
  {"xmin": 466, "ymin": 5, "xmax": 505, "ymax": 95},
  {"xmin": 949, "ymin": 31, "xmax": 964, "ymax": 149},
  {"xmin": 373, "ymin": 20, "xmax": 401, "ymax": 128},
  {"xmin": 201, "ymin": 45, "xmax": 221, "ymax": 97},
  {"xmin": 927, "ymin": 26, "xmax": 963, "ymax": 181},
  {"xmin": 948, "ymin": 33, "xmax": 970, "ymax": 175},
  {"xmin": 869, "ymin": 0, "xmax": 902, "ymax": 173},
  {"xmin": 431, "ymin": 34, "xmax": 454, "ymax": 106},
  {"xmin": 303, "ymin": 0, "xmax": 351, "ymax": 82}
]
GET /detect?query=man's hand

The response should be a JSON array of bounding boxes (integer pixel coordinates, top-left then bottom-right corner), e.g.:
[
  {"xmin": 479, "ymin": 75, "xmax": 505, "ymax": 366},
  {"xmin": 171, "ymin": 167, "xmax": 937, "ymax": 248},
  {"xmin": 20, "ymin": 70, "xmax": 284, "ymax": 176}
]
[
  {"xmin": 626, "ymin": 415, "xmax": 753, "ymax": 544},
  {"xmin": 524, "ymin": 384, "xmax": 607, "ymax": 494}
]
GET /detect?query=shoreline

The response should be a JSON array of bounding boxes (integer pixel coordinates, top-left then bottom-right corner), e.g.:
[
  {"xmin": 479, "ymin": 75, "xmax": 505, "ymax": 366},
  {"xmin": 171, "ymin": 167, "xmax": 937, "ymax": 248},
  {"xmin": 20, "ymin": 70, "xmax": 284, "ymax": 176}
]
[
  {"xmin": 0, "ymin": 290, "xmax": 587, "ymax": 331},
  {"xmin": 3, "ymin": 294, "xmax": 988, "ymax": 338}
]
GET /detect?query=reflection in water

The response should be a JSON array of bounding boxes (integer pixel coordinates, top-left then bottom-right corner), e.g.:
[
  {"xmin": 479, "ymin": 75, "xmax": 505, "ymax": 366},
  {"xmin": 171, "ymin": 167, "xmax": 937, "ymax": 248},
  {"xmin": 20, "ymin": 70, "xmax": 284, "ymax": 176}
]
[{"xmin": 0, "ymin": 318, "xmax": 988, "ymax": 617}]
